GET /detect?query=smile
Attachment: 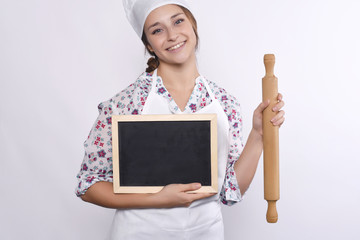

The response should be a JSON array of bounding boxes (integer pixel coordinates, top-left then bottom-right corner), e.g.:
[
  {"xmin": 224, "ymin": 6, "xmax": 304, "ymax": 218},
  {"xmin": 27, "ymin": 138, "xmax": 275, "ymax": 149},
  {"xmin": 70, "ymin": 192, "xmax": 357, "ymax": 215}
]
[{"xmin": 167, "ymin": 41, "xmax": 186, "ymax": 51}]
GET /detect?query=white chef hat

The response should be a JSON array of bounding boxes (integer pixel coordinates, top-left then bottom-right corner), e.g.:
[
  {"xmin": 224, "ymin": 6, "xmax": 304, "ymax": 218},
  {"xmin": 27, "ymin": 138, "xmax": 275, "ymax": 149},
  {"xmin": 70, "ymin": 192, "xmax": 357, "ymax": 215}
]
[{"xmin": 123, "ymin": 0, "xmax": 192, "ymax": 38}]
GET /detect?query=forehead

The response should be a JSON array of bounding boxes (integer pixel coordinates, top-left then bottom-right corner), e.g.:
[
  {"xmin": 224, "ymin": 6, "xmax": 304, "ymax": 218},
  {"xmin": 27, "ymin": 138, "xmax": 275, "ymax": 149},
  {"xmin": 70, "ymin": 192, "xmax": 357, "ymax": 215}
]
[{"xmin": 144, "ymin": 4, "xmax": 185, "ymax": 27}]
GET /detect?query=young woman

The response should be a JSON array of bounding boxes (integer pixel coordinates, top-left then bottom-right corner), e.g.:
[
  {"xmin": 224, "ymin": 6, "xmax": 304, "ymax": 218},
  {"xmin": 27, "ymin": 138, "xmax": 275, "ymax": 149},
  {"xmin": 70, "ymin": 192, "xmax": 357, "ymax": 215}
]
[{"xmin": 76, "ymin": 0, "xmax": 285, "ymax": 239}]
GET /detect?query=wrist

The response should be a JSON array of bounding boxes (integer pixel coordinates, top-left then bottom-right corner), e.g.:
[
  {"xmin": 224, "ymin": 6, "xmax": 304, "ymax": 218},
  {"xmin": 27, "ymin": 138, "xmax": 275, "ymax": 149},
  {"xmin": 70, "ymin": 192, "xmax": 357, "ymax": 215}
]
[
  {"xmin": 146, "ymin": 192, "xmax": 164, "ymax": 208},
  {"xmin": 250, "ymin": 128, "xmax": 263, "ymax": 142}
]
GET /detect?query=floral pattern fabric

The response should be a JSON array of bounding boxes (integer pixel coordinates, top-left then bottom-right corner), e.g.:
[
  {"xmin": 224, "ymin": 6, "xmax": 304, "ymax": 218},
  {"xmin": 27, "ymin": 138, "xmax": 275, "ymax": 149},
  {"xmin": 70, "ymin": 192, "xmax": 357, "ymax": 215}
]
[{"xmin": 75, "ymin": 72, "xmax": 245, "ymax": 205}]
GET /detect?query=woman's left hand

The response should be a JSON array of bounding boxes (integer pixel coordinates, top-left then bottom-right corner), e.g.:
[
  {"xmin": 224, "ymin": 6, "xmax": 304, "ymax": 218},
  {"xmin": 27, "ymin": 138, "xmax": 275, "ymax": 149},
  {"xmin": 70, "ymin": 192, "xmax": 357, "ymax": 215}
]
[{"xmin": 252, "ymin": 93, "xmax": 285, "ymax": 136}]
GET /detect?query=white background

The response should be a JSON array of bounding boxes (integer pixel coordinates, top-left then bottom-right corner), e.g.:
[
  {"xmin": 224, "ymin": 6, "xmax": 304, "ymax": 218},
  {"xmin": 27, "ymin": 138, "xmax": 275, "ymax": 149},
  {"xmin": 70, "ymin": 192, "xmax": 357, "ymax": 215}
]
[{"xmin": 1, "ymin": 0, "xmax": 359, "ymax": 239}]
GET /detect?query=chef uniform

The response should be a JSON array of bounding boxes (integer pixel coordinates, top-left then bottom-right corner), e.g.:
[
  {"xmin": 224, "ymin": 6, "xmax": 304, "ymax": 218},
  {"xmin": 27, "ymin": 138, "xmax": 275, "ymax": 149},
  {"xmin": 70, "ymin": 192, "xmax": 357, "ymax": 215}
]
[
  {"xmin": 103, "ymin": 0, "xmax": 235, "ymax": 238},
  {"xmin": 107, "ymin": 69, "xmax": 230, "ymax": 240}
]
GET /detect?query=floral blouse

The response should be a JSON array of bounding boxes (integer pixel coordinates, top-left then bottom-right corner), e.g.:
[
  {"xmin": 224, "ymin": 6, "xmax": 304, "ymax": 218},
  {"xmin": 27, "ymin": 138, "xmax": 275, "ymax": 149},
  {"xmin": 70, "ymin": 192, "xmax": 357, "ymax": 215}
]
[{"xmin": 75, "ymin": 72, "xmax": 245, "ymax": 205}]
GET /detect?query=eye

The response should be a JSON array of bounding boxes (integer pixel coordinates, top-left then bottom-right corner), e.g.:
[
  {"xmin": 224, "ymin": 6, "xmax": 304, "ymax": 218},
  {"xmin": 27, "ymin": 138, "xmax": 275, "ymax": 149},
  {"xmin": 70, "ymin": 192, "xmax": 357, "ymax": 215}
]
[
  {"xmin": 151, "ymin": 29, "xmax": 162, "ymax": 35},
  {"xmin": 175, "ymin": 18, "xmax": 184, "ymax": 25}
]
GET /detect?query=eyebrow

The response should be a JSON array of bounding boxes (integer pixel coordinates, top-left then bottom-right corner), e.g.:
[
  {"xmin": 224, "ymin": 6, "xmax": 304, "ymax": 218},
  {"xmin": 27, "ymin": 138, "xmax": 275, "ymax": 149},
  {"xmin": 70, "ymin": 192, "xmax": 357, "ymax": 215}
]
[{"xmin": 147, "ymin": 13, "xmax": 184, "ymax": 31}]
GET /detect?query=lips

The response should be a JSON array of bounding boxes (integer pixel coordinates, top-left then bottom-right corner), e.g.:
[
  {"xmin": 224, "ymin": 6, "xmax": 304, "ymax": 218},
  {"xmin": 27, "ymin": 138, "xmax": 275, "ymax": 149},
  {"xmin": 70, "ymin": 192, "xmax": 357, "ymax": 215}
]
[{"xmin": 166, "ymin": 41, "xmax": 186, "ymax": 51}]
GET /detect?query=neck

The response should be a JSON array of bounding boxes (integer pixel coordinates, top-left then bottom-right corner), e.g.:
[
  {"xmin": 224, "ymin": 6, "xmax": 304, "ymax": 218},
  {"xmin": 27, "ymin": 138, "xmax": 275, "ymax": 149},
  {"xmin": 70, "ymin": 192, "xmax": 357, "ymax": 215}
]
[{"xmin": 157, "ymin": 55, "xmax": 199, "ymax": 91}]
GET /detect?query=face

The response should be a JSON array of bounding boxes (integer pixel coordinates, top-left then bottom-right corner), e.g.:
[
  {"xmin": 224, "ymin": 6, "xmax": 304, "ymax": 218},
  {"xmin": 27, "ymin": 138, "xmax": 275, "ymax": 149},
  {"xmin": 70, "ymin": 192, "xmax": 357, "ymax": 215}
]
[{"xmin": 143, "ymin": 4, "xmax": 197, "ymax": 66}]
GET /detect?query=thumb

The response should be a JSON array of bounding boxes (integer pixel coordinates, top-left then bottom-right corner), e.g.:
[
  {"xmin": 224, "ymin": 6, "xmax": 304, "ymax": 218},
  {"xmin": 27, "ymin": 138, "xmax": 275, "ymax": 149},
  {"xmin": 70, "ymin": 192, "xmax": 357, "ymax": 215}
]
[
  {"xmin": 180, "ymin": 183, "xmax": 202, "ymax": 192},
  {"xmin": 255, "ymin": 100, "xmax": 270, "ymax": 113}
]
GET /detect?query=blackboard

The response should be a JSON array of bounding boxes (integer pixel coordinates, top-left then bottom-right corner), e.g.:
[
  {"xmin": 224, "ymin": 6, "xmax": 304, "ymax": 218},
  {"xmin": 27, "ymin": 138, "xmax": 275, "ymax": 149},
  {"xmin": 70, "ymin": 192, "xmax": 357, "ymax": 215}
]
[{"xmin": 112, "ymin": 114, "xmax": 218, "ymax": 193}]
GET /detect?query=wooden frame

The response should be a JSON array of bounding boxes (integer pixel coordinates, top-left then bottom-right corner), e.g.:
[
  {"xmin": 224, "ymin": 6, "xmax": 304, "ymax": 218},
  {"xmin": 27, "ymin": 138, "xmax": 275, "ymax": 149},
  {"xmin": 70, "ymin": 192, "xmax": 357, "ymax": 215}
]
[{"xmin": 112, "ymin": 114, "xmax": 218, "ymax": 194}]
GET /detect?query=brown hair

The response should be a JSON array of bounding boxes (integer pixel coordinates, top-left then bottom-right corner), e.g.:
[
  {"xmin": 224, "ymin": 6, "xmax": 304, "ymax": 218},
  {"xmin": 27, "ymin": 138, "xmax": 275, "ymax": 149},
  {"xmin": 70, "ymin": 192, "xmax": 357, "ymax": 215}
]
[{"xmin": 141, "ymin": 6, "xmax": 199, "ymax": 73}]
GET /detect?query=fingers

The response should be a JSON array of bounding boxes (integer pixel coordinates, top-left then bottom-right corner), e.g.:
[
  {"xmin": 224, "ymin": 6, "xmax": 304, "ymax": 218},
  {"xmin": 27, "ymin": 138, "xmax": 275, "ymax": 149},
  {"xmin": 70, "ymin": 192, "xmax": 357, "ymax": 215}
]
[
  {"xmin": 262, "ymin": 93, "xmax": 284, "ymax": 112},
  {"xmin": 188, "ymin": 192, "xmax": 216, "ymax": 202},
  {"xmin": 271, "ymin": 110, "xmax": 285, "ymax": 126},
  {"xmin": 161, "ymin": 183, "xmax": 216, "ymax": 207},
  {"xmin": 179, "ymin": 183, "xmax": 215, "ymax": 202},
  {"xmin": 185, "ymin": 191, "xmax": 216, "ymax": 207},
  {"xmin": 272, "ymin": 99, "xmax": 285, "ymax": 112},
  {"xmin": 257, "ymin": 93, "xmax": 284, "ymax": 114},
  {"xmin": 272, "ymin": 93, "xmax": 285, "ymax": 127}
]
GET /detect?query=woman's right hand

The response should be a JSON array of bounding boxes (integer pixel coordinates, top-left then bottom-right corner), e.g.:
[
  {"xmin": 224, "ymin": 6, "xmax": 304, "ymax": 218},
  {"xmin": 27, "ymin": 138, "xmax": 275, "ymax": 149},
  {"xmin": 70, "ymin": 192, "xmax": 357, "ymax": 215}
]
[{"xmin": 150, "ymin": 183, "xmax": 216, "ymax": 208}]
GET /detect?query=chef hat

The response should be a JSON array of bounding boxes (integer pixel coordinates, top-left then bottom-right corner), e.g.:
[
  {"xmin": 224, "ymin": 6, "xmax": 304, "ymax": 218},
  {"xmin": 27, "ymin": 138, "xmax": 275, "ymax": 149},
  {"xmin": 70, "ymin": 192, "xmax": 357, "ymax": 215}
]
[{"xmin": 123, "ymin": 0, "xmax": 191, "ymax": 38}]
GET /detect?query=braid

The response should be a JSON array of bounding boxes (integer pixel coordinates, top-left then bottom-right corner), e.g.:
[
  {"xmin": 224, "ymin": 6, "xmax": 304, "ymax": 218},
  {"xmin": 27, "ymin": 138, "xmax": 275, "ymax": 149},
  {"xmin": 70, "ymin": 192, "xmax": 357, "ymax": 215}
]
[{"xmin": 146, "ymin": 55, "xmax": 160, "ymax": 73}]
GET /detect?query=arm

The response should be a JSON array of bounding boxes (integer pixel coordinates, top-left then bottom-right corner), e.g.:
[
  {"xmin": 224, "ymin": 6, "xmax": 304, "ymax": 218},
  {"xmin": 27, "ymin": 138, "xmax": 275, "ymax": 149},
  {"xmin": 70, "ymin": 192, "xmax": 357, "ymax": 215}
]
[
  {"xmin": 81, "ymin": 182, "xmax": 154, "ymax": 209},
  {"xmin": 234, "ymin": 129, "xmax": 263, "ymax": 196},
  {"xmin": 81, "ymin": 181, "xmax": 215, "ymax": 209},
  {"xmin": 234, "ymin": 94, "xmax": 285, "ymax": 195}
]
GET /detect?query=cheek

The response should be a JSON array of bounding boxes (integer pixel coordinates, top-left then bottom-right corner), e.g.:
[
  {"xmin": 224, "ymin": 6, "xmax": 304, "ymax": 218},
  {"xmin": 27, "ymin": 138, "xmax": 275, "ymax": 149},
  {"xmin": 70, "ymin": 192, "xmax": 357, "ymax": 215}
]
[
  {"xmin": 188, "ymin": 30, "xmax": 197, "ymax": 48},
  {"xmin": 185, "ymin": 25, "xmax": 197, "ymax": 44},
  {"xmin": 147, "ymin": 37, "xmax": 164, "ymax": 53},
  {"xmin": 191, "ymin": 30, "xmax": 197, "ymax": 43}
]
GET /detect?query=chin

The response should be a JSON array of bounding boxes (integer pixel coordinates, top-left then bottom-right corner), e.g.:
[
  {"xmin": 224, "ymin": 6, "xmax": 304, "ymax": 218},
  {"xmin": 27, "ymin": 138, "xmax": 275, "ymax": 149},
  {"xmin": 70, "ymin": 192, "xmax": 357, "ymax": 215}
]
[{"xmin": 164, "ymin": 52, "xmax": 196, "ymax": 66}]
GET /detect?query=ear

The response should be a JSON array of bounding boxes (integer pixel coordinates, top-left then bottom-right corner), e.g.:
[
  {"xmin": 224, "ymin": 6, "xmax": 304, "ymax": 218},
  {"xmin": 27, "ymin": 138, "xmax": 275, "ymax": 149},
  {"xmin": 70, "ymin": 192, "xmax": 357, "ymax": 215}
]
[{"xmin": 147, "ymin": 44, "xmax": 154, "ymax": 53}]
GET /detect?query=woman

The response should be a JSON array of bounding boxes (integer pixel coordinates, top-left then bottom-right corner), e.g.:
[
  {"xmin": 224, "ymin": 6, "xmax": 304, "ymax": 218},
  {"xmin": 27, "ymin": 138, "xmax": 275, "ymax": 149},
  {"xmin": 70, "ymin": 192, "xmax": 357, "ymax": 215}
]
[{"xmin": 76, "ymin": 0, "xmax": 285, "ymax": 239}]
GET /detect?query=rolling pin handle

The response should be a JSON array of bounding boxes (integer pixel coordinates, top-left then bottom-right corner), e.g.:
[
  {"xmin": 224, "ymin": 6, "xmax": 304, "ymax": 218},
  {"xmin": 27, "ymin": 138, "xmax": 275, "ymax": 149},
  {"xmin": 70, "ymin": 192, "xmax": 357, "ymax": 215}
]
[
  {"xmin": 264, "ymin": 54, "xmax": 275, "ymax": 77},
  {"xmin": 266, "ymin": 200, "xmax": 278, "ymax": 223}
]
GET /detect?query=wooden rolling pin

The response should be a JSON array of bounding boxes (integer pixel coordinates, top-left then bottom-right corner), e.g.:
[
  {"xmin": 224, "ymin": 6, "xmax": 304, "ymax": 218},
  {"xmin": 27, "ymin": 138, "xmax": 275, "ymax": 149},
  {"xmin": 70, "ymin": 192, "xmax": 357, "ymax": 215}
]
[{"xmin": 262, "ymin": 54, "xmax": 279, "ymax": 223}]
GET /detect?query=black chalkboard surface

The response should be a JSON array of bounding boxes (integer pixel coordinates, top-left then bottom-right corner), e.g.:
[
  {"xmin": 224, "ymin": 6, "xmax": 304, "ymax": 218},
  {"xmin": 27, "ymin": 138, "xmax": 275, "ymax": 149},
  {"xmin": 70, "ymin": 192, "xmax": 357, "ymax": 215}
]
[{"xmin": 112, "ymin": 114, "xmax": 218, "ymax": 193}]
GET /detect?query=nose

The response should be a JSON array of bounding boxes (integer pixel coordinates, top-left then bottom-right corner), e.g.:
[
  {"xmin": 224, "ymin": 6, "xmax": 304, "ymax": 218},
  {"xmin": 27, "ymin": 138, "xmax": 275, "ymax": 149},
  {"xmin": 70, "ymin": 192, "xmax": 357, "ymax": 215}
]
[{"xmin": 167, "ymin": 27, "xmax": 178, "ymax": 42}]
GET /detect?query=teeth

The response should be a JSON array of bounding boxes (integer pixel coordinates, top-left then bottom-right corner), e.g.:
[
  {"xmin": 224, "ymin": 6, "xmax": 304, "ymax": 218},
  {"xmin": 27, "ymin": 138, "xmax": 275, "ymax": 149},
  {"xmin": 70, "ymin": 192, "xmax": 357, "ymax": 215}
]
[{"xmin": 168, "ymin": 42, "xmax": 185, "ymax": 51}]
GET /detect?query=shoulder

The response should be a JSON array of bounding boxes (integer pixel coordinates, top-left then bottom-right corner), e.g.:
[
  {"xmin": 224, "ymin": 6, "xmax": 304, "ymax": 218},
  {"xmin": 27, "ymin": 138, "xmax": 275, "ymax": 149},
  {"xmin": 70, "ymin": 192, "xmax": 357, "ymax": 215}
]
[
  {"xmin": 202, "ymin": 77, "xmax": 242, "ymax": 123},
  {"xmin": 98, "ymin": 72, "xmax": 153, "ymax": 115},
  {"xmin": 203, "ymin": 77, "xmax": 241, "ymax": 110}
]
